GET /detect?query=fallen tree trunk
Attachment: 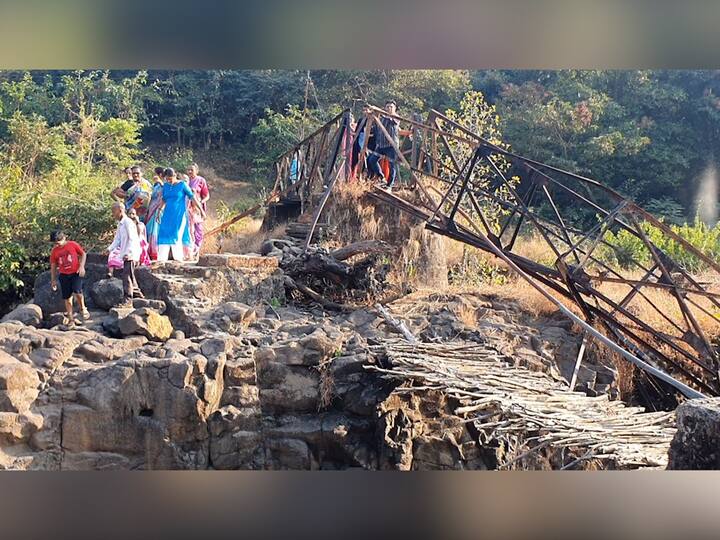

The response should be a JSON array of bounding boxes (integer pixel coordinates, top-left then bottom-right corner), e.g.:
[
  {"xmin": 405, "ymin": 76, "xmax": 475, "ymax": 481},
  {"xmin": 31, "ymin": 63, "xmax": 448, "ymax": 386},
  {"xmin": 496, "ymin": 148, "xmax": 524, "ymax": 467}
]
[
  {"xmin": 281, "ymin": 245, "xmax": 391, "ymax": 306},
  {"xmin": 330, "ymin": 240, "xmax": 393, "ymax": 261}
]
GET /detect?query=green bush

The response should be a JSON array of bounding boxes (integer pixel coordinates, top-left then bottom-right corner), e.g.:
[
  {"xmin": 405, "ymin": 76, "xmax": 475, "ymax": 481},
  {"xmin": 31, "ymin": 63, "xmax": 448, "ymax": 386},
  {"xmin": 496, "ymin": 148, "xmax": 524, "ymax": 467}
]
[
  {"xmin": 146, "ymin": 145, "xmax": 195, "ymax": 173},
  {"xmin": 0, "ymin": 72, "xmax": 146, "ymax": 304},
  {"xmin": 598, "ymin": 218, "xmax": 720, "ymax": 273}
]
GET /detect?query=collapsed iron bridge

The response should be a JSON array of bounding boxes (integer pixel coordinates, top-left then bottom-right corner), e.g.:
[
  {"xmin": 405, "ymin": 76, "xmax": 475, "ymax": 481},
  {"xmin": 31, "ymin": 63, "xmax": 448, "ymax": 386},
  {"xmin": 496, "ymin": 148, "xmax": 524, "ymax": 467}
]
[{"xmin": 212, "ymin": 106, "xmax": 720, "ymax": 401}]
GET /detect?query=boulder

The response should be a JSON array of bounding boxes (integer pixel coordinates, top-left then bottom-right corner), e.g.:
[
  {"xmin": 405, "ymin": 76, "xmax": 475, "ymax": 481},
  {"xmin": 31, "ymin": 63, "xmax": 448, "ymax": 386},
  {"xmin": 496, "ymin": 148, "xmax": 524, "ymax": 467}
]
[
  {"xmin": 73, "ymin": 336, "xmax": 148, "ymax": 364},
  {"xmin": 132, "ymin": 298, "xmax": 167, "ymax": 314},
  {"xmin": 260, "ymin": 239, "xmax": 294, "ymax": 256},
  {"xmin": 256, "ymin": 360, "xmax": 320, "ymax": 413},
  {"xmin": 117, "ymin": 308, "xmax": 174, "ymax": 342},
  {"xmin": 212, "ymin": 302, "xmax": 257, "ymax": 326},
  {"xmin": 32, "ymin": 271, "xmax": 66, "ymax": 316},
  {"xmin": 0, "ymin": 412, "xmax": 43, "ymax": 445},
  {"xmin": 90, "ymin": 279, "xmax": 125, "ymax": 310},
  {"xmin": 1, "ymin": 304, "xmax": 43, "ymax": 327},
  {"xmin": 256, "ymin": 329, "xmax": 340, "ymax": 367},
  {"xmin": 265, "ymin": 438, "xmax": 313, "ymax": 469},
  {"xmin": 101, "ymin": 307, "xmax": 134, "ymax": 338},
  {"xmin": 668, "ymin": 398, "xmax": 720, "ymax": 469},
  {"xmin": 0, "ymin": 352, "xmax": 40, "ymax": 413},
  {"xmin": 46, "ymin": 313, "xmax": 66, "ymax": 328},
  {"xmin": 60, "ymin": 353, "xmax": 224, "ymax": 469}
]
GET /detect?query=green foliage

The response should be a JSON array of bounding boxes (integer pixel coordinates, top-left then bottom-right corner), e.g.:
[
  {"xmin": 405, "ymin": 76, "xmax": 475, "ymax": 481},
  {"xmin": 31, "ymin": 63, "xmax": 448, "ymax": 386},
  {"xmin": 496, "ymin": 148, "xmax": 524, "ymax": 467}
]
[
  {"xmin": 146, "ymin": 145, "xmax": 195, "ymax": 174},
  {"xmin": 0, "ymin": 71, "xmax": 144, "ymax": 302},
  {"xmin": 311, "ymin": 69, "xmax": 471, "ymax": 113},
  {"xmin": 598, "ymin": 218, "xmax": 720, "ymax": 273},
  {"xmin": 448, "ymin": 247, "xmax": 509, "ymax": 287},
  {"xmin": 245, "ymin": 104, "xmax": 341, "ymax": 181},
  {"xmin": 0, "ymin": 223, "xmax": 26, "ymax": 292},
  {"xmin": 2, "ymin": 67, "xmax": 720, "ymax": 303},
  {"xmin": 599, "ymin": 228, "xmax": 650, "ymax": 269},
  {"xmin": 442, "ymin": 90, "xmax": 518, "ymax": 228},
  {"xmin": 480, "ymin": 69, "xmax": 720, "ymax": 221},
  {"xmin": 383, "ymin": 70, "xmax": 471, "ymax": 112}
]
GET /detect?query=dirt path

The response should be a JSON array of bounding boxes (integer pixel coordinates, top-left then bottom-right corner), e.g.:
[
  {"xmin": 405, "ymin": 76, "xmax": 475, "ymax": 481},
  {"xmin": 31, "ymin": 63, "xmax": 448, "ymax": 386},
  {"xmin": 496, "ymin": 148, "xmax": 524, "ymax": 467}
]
[
  {"xmin": 197, "ymin": 163, "xmax": 255, "ymax": 222},
  {"xmin": 195, "ymin": 162, "xmax": 267, "ymax": 254}
]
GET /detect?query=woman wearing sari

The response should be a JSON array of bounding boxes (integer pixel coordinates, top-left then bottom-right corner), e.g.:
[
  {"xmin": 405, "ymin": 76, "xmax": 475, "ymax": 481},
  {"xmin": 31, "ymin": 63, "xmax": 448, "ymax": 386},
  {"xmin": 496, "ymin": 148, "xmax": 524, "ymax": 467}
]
[
  {"xmin": 157, "ymin": 167, "xmax": 205, "ymax": 262},
  {"xmin": 144, "ymin": 166, "xmax": 166, "ymax": 260},
  {"xmin": 185, "ymin": 163, "xmax": 210, "ymax": 259},
  {"xmin": 122, "ymin": 166, "xmax": 153, "ymax": 221}
]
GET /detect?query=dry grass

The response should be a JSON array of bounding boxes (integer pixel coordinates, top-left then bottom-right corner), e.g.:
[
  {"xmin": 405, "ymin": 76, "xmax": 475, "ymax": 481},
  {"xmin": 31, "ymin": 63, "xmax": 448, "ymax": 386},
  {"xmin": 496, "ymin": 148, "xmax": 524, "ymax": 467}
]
[
  {"xmin": 456, "ymin": 300, "xmax": 479, "ymax": 327},
  {"xmin": 471, "ymin": 278, "xmax": 560, "ymax": 317},
  {"xmin": 204, "ymin": 218, "xmax": 283, "ymax": 255},
  {"xmin": 446, "ymin": 229, "xmax": 720, "ymax": 345},
  {"xmin": 512, "ymin": 232, "xmax": 558, "ymax": 267},
  {"xmin": 324, "ymin": 181, "xmax": 451, "ymax": 290},
  {"xmin": 590, "ymin": 270, "xmax": 720, "ymax": 342}
]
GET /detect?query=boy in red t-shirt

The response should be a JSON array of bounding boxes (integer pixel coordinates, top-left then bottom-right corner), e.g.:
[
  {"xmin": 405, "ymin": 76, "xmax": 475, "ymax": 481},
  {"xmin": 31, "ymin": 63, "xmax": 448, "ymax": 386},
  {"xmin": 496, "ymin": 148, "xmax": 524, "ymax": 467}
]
[{"xmin": 49, "ymin": 230, "xmax": 89, "ymax": 326}]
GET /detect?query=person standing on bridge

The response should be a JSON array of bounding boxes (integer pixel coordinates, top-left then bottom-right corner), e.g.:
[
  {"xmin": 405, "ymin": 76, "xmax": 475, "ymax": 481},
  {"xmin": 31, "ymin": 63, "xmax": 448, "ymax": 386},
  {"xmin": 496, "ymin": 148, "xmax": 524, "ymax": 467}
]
[
  {"xmin": 186, "ymin": 163, "xmax": 210, "ymax": 259},
  {"xmin": 157, "ymin": 168, "xmax": 205, "ymax": 262},
  {"xmin": 368, "ymin": 100, "xmax": 401, "ymax": 190}
]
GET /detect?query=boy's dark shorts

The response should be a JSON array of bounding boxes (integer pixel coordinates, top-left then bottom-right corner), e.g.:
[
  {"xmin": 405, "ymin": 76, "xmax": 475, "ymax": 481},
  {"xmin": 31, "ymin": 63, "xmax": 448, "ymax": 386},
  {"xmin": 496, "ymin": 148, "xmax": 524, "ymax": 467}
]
[{"xmin": 58, "ymin": 273, "xmax": 83, "ymax": 300}]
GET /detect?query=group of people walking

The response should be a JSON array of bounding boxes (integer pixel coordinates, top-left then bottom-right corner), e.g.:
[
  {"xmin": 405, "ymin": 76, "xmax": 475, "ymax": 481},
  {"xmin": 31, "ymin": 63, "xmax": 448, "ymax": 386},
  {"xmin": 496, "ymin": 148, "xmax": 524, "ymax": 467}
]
[
  {"xmin": 48, "ymin": 163, "xmax": 210, "ymax": 326},
  {"xmin": 114, "ymin": 164, "xmax": 210, "ymax": 263}
]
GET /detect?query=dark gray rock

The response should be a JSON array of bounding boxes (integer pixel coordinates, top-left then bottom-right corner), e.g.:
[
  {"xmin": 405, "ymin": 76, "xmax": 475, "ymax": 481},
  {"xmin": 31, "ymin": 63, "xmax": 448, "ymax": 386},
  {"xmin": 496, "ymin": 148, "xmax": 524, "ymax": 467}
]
[
  {"xmin": 133, "ymin": 298, "xmax": 167, "ymax": 314},
  {"xmin": 101, "ymin": 307, "xmax": 134, "ymax": 338},
  {"xmin": 90, "ymin": 278, "xmax": 125, "ymax": 311},
  {"xmin": 260, "ymin": 239, "xmax": 293, "ymax": 256},
  {"xmin": 33, "ymin": 262, "xmax": 109, "ymax": 315},
  {"xmin": 46, "ymin": 313, "xmax": 66, "ymax": 328},
  {"xmin": 1, "ymin": 304, "xmax": 42, "ymax": 327},
  {"xmin": 32, "ymin": 272, "xmax": 66, "ymax": 316}
]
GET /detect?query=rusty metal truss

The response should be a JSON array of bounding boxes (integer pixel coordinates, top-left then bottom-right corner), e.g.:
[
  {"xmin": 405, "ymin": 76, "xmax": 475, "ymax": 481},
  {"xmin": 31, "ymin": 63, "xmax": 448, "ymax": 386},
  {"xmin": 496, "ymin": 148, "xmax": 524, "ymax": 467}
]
[{"xmin": 252, "ymin": 105, "xmax": 720, "ymax": 399}]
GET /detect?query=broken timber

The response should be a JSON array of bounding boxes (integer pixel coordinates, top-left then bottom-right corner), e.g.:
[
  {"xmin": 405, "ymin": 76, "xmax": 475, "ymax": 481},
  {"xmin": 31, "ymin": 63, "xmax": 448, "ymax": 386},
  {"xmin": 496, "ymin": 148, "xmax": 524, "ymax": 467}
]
[{"xmin": 370, "ymin": 340, "xmax": 675, "ymax": 469}]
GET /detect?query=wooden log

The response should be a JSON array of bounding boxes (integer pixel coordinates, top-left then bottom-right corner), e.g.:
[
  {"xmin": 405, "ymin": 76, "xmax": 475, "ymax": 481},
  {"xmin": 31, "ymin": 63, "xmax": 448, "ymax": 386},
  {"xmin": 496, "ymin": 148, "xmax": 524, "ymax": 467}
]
[{"xmin": 330, "ymin": 240, "xmax": 393, "ymax": 261}]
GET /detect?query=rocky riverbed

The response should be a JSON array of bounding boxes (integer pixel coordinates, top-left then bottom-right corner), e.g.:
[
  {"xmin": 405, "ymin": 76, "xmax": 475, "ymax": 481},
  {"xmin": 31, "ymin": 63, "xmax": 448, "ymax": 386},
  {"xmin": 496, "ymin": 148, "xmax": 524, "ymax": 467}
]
[{"xmin": 0, "ymin": 250, "xmax": 711, "ymax": 470}]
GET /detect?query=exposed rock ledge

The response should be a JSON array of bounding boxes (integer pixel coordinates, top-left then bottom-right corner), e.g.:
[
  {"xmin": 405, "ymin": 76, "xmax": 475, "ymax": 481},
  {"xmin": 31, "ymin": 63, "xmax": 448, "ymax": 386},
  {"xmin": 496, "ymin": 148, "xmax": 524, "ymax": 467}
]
[{"xmin": 0, "ymin": 252, "xmax": 648, "ymax": 470}]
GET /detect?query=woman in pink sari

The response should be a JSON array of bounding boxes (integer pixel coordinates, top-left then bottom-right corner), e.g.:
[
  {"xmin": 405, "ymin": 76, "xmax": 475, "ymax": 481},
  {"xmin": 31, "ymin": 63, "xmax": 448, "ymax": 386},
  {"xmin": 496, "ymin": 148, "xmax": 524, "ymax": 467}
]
[{"xmin": 185, "ymin": 163, "xmax": 210, "ymax": 259}]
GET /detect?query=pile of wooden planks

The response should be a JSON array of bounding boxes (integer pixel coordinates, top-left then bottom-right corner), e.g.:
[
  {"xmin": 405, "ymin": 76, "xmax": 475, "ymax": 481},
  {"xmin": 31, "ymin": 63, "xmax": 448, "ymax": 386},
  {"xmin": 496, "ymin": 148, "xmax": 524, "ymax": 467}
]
[{"xmin": 368, "ymin": 340, "xmax": 676, "ymax": 469}]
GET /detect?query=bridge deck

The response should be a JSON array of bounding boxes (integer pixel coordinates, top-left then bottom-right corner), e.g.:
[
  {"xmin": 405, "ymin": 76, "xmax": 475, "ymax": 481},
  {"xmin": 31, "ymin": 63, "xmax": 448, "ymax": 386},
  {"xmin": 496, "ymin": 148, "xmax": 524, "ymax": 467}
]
[{"xmin": 370, "ymin": 340, "xmax": 675, "ymax": 469}]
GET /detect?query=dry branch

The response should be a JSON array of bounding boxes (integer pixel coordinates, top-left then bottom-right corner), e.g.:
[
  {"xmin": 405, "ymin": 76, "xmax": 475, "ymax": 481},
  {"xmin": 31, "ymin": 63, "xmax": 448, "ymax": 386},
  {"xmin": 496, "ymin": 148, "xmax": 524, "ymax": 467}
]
[{"xmin": 374, "ymin": 304, "xmax": 417, "ymax": 343}]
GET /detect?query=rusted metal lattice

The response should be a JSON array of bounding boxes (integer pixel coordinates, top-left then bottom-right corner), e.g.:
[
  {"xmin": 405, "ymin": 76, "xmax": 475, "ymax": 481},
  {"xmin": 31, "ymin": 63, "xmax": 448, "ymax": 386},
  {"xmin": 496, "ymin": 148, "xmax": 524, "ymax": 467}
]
[{"xmin": 252, "ymin": 105, "xmax": 720, "ymax": 399}]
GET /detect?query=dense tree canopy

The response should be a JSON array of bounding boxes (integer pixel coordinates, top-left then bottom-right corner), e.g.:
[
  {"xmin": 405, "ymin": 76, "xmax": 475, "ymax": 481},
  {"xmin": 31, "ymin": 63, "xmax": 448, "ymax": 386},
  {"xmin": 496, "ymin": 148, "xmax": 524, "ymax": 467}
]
[
  {"xmin": 1, "ymin": 69, "xmax": 720, "ymax": 303},
  {"xmin": 3, "ymin": 69, "xmax": 718, "ymax": 223}
]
